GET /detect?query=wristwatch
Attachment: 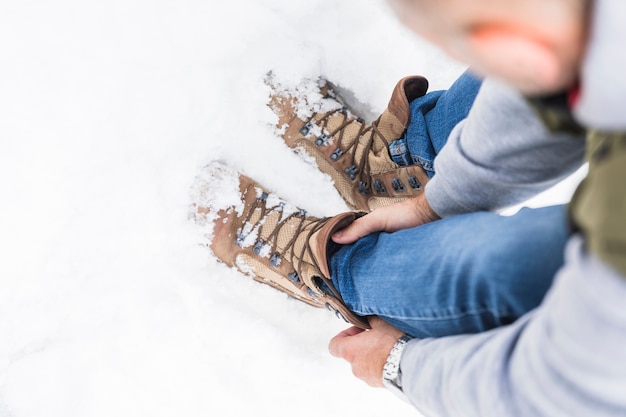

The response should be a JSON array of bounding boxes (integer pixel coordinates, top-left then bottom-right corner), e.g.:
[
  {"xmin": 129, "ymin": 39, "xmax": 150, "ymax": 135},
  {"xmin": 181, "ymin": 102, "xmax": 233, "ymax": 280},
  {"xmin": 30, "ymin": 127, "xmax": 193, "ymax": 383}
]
[{"xmin": 382, "ymin": 334, "xmax": 413, "ymax": 401}]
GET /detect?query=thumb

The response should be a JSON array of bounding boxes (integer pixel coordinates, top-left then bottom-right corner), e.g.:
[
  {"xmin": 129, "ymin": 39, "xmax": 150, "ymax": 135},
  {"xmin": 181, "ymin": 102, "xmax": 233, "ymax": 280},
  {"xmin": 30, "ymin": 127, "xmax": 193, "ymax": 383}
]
[
  {"xmin": 328, "ymin": 326, "xmax": 366, "ymax": 358},
  {"xmin": 332, "ymin": 210, "xmax": 387, "ymax": 244}
]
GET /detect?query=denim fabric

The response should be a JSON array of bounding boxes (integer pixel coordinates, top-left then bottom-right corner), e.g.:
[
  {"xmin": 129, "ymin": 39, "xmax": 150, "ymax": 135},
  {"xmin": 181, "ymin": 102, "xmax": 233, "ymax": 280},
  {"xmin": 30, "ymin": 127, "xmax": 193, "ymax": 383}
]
[
  {"xmin": 328, "ymin": 71, "xmax": 569, "ymax": 337},
  {"xmin": 389, "ymin": 70, "xmax": 482, "ymax": 176},
  {"xmin": 330, "ymin": 205, "xmax": 568, "ymax": 338}
]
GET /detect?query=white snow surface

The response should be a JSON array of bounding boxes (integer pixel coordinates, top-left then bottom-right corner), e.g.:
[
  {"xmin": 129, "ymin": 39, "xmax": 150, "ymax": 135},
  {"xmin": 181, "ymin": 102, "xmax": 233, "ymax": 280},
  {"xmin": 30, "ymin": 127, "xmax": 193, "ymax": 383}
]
[{"xmin": 0, "ymin": 1, "xmax": 583, "ymax": 417}]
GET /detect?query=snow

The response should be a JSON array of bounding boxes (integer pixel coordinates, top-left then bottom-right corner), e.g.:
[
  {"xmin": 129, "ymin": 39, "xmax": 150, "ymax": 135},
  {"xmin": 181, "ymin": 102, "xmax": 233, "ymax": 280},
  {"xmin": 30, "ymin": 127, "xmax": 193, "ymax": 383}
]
[
  {"xmin": 189, "ymin": 161, "xmax": 243, "ymax": 242},
  {"xmin": 0, "ymin": 1, "xmax": 583, "ymax": 417}
]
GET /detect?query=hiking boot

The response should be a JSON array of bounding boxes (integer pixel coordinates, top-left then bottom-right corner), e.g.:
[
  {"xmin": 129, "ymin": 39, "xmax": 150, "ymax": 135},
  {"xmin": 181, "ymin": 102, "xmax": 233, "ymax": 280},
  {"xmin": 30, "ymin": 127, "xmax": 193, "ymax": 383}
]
[
  {"xmin": 190, "ymin": 161, "xmax": 370, "ymax": 329},
  {"xmin": 267, "ymin": 74, "xmax": 431, "ymax": 212}
]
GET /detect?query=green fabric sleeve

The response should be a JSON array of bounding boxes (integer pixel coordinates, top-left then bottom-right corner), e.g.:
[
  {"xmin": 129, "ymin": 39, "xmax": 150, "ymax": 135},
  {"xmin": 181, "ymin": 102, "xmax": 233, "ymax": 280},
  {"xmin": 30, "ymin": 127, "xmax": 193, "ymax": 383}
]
[{"xmin": 570, "ymin": 132, "xmax": 626, "ymax": 277}]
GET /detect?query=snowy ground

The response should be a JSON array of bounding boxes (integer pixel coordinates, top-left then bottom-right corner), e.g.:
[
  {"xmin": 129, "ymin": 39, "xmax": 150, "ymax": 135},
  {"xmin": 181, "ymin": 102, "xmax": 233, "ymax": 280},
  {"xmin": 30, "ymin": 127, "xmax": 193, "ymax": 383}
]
[{"xmin": 0, "ymin": 1, "xmax": 583, "ymax": 416}]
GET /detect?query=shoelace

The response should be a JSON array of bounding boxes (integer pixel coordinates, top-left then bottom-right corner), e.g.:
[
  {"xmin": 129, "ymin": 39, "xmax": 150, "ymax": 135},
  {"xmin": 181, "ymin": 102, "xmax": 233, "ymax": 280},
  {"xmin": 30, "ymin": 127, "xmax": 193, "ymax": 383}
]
[
  {"xmin": 304, "ymin": 108, "xmax": 390, "ymax": 194},
  {"xmin": 238, "ymin": 185, "xmax": 339, "ymax": 298}
]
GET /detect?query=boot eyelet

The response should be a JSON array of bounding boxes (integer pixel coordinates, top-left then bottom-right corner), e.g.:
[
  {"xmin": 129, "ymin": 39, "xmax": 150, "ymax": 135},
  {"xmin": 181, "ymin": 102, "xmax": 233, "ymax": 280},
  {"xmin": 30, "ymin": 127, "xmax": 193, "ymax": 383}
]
[
  {"xmin": 325, "ymin": 303, "xmax": 347, "ymax": 322},
  {"xmin": 299, "ymin": 123, "xmax": 312, "ymax": 136},
  {"xmin": 288, "ymin": 272, "xmax": 301, "ymax": 285},
  {"xmin": 315, "ymin": 134, "xmax": 329, "ymax": 147},
  {"xmin": 358, "ymin": 181, "xmax": 371, "ymax": 195},
  {"xmin": 408, "ymin": 176, "xmax": 422, "ymax": 190},
  {"xmin": 270, "ymin": 253, "xmax": 281, "ymax": 267},
  {"xmin": 391, "ymin": 178, "xmax": 405, "ymax": 192},
  {"xmin": 330, "ymin": 148, "xmax": 343, "ymax": 161},
  {"xmin": 344, "ymin": 165, "xmax": 358, "ymax": 181},
  {"xmin": 374, "ymin": 180, "xmax": 386, "ymax": 194},
  {"xmin": 253, "ymin": 240, "xmax": 265, "ymax": 255},
  {"xmin": 259, "ymin": 192, "xmax": 269, "ymax": 202}
]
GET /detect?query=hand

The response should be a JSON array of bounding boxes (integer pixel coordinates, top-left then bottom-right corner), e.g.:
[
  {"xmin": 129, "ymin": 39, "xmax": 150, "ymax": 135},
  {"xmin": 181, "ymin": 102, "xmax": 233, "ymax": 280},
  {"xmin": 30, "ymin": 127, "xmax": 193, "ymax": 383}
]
[
  {"xmin": 328, "ymin": 317, "xmax": 405, "ymax": 387},
  {"xmin": 332, "ymin": 194, "xmax": 440, "ymax": 245}
]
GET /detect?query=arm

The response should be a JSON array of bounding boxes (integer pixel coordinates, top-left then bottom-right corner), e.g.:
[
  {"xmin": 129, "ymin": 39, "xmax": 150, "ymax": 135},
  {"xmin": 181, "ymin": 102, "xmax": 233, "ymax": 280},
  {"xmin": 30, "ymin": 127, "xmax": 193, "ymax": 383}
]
[
  {"xmin": 401, "ymin": 235, "xmax": 626, "ymax": 417},
  {"xmin": 333, "ymin": 78, "xmax": 584, "ymax": 244},
  {"xmin": 426, "ymin": 78, "xmax": 585, "ymax": 217}
]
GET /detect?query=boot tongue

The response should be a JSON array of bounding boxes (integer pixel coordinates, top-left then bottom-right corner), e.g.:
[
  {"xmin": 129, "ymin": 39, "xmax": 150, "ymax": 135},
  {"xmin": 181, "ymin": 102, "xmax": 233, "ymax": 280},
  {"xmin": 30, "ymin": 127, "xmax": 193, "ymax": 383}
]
[
  {"xmin": 309, "ymin": 212, "xmax": 357, "ymax": 278},
  {"xmin": 374, "ymin": 76, "xmax": 430, "ymax": 150},
  {"xmin": 376, "ymin": 109, "xmax": 406, "ymax": 148}
]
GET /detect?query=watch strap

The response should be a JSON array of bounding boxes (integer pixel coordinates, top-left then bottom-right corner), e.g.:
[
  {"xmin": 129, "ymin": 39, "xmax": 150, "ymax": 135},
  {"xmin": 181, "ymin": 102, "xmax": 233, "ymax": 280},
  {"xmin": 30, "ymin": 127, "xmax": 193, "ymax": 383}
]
[{"xmin": 382, "ymin": 334, "xmax": 413, "ymax": 401}]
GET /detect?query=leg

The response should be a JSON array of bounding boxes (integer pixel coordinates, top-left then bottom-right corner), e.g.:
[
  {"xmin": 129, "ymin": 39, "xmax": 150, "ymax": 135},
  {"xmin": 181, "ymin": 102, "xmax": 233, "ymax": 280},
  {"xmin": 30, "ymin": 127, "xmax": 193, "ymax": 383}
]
[
  {"xmin": 330, "ymin": 205, "xmax": 568, "ymax": 338},
  {"xmin": 268, "ymin": 71, "xmax": 482, "ymax": 211},
  {"xmin": 389, "ymin": 70, "xmax": 483, "ymax": 176}
]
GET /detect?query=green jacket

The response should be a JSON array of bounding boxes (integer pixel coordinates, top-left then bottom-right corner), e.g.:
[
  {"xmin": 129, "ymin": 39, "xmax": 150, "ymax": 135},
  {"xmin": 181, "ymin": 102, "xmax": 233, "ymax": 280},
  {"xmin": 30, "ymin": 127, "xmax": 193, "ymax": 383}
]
[
  {"xmin": 532, "ymin": 94, "xmax": 626, "ymax": 276},
  {"xmin": 571, "ymin": 131, "xmax": 626, "ymax": 276}
]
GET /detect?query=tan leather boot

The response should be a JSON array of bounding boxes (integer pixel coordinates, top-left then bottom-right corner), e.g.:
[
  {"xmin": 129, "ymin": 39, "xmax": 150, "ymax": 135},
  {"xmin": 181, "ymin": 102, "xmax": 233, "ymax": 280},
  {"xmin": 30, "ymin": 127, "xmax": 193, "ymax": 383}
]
[
  {"xmin": 268, "ymin": 75, "xmax": 431, "ymax": 211},
  {"xmin": 190, "ymin": 161, "xmax": 370, "ymax": 329}
]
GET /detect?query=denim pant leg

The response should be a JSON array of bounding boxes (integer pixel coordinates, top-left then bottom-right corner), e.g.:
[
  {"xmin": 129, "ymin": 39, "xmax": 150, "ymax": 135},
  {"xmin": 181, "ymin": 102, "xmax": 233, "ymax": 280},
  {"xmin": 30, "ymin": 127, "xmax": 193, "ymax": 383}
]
[
  {"xmin": 389, "ymin": 70, "xmax": 482, "ymax": 176},
  {"xmin": 330, "ymin": 205, "xmax": 568, "ymax": 338}
]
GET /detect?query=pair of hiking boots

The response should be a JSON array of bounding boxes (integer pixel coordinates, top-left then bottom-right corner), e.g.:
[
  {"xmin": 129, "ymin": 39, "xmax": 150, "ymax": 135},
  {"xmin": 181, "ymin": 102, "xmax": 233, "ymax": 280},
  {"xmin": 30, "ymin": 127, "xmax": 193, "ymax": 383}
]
[{"xmin": 191, "ymin": 74, "xmax": 431, "ymax": 329}]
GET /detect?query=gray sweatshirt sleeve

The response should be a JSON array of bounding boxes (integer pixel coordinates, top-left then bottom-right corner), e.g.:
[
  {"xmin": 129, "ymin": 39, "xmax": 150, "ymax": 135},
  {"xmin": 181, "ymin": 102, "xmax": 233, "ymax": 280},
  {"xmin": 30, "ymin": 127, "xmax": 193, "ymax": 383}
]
[
  {"xmin": 400, "ymin": 235, "xmax": 626, "ymax": 417},
  {"xmin": 425, "ymin": 79, "xmax": 585, "ymax": 218}
]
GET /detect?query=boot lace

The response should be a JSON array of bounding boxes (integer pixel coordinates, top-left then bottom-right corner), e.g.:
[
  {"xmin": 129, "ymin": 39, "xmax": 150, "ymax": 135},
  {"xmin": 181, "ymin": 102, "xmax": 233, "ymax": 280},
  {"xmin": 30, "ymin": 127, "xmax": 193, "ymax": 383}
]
[
  {"xmin": 302, "ymin": 108, "xmax": 390, "ymax": 194},
  {"xmin": 237, "ymin": 185, "xmax": 339, "ymax": 298}
]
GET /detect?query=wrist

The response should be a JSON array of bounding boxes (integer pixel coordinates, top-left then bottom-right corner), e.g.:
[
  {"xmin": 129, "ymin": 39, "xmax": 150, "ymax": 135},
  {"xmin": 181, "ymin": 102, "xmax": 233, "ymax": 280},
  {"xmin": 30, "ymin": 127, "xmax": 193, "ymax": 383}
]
[{"xmin": 414, "ymin": 194, "xmax": 440, "ymax": 224}]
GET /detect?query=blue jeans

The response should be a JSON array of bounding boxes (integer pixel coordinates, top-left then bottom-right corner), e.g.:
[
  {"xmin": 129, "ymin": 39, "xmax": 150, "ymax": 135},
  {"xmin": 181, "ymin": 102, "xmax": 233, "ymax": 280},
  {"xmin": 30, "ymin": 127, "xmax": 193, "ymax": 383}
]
[
  {"xmin": 330, "ymin": 71, "xmax": 568, "ymax": 338},
  {"xmin": 389, "ymin": 70, "xmax": 482, "ymax": 176},
  {"xmin": 331, "ymin": 206, "xmax": 568, "ymax": 338}
]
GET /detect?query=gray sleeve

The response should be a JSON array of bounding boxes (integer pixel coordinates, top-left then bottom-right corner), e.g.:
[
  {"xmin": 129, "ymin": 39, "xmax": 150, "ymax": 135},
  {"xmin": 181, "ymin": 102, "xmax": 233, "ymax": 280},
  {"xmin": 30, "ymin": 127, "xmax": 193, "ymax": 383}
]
[
  {"xmin": 400, "ymin": 235, "xmax": 626, "ymax": 417},
  {"xmin": 425, "ymin": 79, "xmax": 585, "ymax": 218}
]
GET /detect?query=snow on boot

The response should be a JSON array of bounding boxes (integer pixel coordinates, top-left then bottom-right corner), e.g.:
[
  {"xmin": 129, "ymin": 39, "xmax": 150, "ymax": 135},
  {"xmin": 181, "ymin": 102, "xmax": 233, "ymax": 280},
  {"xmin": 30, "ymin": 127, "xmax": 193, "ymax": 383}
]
[
  {"xmin": 267, "ymin": 74, "xmax": 431, "ymax": 212},
  {"xmin": 190, "ymin": 161, "xmax": 370, "ymax": 329}
]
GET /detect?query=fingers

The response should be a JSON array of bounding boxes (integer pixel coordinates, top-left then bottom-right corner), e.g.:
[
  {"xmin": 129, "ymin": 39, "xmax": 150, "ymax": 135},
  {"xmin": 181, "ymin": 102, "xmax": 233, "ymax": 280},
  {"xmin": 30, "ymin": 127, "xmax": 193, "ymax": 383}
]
[
  {"xmin": 332, "ymin": 196, "xmax": 439, "ymax": 244},
  {"xmin": 328, "ymin": 320, "xmax": 405, "ymax": 388},
  {"xmin": 328, "ymin": 326, "xmax": 365, "ymax": 358},
  {"xmin": 332, "ymin": 209, "xmax": 388, "ymax": 244},
  {"xmin": 328, "ymin": 319, "xmax": 404, "ymax": 359}
]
